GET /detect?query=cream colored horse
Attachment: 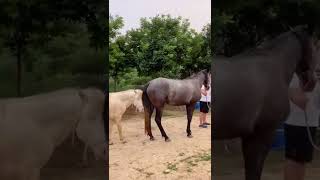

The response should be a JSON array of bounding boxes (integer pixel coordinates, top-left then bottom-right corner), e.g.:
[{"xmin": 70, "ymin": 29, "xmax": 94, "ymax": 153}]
[
  {"xmin": 0, "ymin": 88, "xmax": 106, "ymax": 180},
  {"xmin": 109, "ymin": 89, "xmax": 143, "ymax": 144}
]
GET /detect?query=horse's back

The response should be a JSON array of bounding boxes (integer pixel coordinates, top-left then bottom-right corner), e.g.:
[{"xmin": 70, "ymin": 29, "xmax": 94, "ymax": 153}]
[
  {"xmin": 109, "ymin": 90, "xmax": 135, "ymax": 120},
  {"xmin": 3, "ymin": 89, "xmax": 85, "ymax": 122},
  {"xmin": 147, "ymin": 77, "xmax": 200, "ymax": 106}
]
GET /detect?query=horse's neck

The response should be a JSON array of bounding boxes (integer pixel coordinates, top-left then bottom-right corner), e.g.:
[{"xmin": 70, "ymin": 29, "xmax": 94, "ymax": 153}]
[
  {"xmin": 195, "ymin": 75, "xmax": 205, "ymax": 88},
  {"xmin": 258, "ymin": 37, "xmax": 300, "ymax": 84}
]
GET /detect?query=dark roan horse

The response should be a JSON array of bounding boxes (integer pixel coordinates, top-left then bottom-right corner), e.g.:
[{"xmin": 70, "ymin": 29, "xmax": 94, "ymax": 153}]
[
  {"xmin": 142, "ymin": 70, "xmax": 210, "ymax": 142},
  {"xmin": 213, "ymin": 26, "xmax": 318, "ymax": 180}
]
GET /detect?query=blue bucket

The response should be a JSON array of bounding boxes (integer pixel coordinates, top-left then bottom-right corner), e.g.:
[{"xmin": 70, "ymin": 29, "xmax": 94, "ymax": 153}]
[
  {"xmin": 271, "ymin": 128, "xmax": 285, "ymax": 150},
  {"xmin": 195, "ymin": 101, "xmax": 200, "ymax": 110}
]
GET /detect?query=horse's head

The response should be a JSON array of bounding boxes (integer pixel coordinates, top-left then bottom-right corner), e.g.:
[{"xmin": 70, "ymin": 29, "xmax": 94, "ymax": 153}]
[
  {"xmin": 133, "ymin": 89, "xmax": 144, "ymax": 112},
  {"xmin": 200, "ymin": 69, "xmax": 210, "ymax": 90},
  {"xmin": 76, "ymin": 88, "xmax": 106, "ymax": 160},
  {"xmin": 291, "ymin": 25, "xmax": 318, "ymax": 91}
]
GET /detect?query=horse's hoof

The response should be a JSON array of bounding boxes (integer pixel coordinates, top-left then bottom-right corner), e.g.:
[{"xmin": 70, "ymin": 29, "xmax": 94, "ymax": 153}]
[
  {"xmin": 121, "ymin": 140, "xmax": 127, "ymax": 144},
  {"xmin": 187, "ymin": 134, "xmax": 193, "ymax": 138},
  {"xmin": 150, "ymin": 137, "xmax": 155, "ymax": 141},
  {"xmin": 165, "ymin": 138, "xmax": 171, "ymax": 142}
]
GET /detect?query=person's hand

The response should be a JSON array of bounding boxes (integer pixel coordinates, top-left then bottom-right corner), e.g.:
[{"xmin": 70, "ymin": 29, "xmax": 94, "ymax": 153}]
[
  {"xmin": 288, "ymin": 87, "xmax": 308, "ymax": 110},
  {"xmin": 201, "ymin": 89, "xmax": 207, "ymax": 96}
]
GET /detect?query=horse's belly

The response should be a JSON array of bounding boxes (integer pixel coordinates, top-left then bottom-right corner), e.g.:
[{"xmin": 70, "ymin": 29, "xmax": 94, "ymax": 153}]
[
  {"xmin": 213, "ymin": 98, "xmax": 260, "ymax": 139},
  {"xmin": 0, "ymin": 128, "xmax": 56, "ymax": 169},
  {"xmin": 167, "ymin": 93, "xmax": 198, "ymax": 106},
  {"xmin": 213, "ymin": 115, "xmax": 255, "ymax": 139}
]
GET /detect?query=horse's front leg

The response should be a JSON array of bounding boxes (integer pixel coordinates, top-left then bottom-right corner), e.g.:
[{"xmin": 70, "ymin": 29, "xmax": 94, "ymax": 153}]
[
  {"xmin": 242, "ymin": 128, "xmax": 274, "ymax": 180},
  {"xmin": 186, "ymin": 103, "xmax": 196, "ymax": 138},
  {"xmin": 116, "ymin": 116, "xmax": 126, "ymax": 144}
]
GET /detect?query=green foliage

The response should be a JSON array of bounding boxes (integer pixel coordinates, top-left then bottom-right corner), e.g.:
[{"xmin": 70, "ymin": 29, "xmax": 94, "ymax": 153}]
[
  {"xmin": 109, "ymin": 69, "xmax": 152, "ymax": 92},
  {"xmin": 213, "ymin": 0, "xmax": 320, "ymax": 57},
  {"xmin": 124, "ymin": 15, "xmax": 210, "ymax": 78},
  {"xmin": 108, "ymin": 14, "xmax": 212, "ymax": 91},
  {"xmin": 109, "ymin": 15, "xmax": 124, "ymax": 42},
  {"xmin": 0, "ymin": 0, "xmax": 107, "ymax": 97},
  {"xmin": 108, "ymin": 14, "xmax": 211, "ymax": 91}
]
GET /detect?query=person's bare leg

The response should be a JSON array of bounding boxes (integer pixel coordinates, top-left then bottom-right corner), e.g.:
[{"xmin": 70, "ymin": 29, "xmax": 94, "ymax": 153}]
[
  {"xmin": 284, "ymin": 159, "xmax": 305, "ymax": 180},
  {"xmin": 203, "ymin": 113, "xmax": 207, "ymax": 123},
  {"xmin": 199, "ymin": 112, "xmax": 204, "ymax": 125}
]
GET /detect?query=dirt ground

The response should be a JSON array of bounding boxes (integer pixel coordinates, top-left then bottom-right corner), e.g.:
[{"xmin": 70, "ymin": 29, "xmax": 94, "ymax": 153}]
[
  {"xmin": 40, "ymin": 135, "xmax": 106, "ymax": 180},
  {"xmin": 109, "ymin": 109, "xmax": 211, "ymax": 180},
  {"xmin": 213, "ymin": 139, "xmax": 320, "ymax": 180}
]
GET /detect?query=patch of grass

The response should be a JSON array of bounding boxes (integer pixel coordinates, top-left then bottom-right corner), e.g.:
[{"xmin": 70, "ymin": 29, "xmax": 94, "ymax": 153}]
[
  {"xmin": 167, "ymin": 163, "xmax": 178, "ymax": 171},
  {"xmin": 198, "ymin": 152, "xmax": 211, "ymax": 161},
  {"xmin": 162, "ymin": 162, "xmax": 178, "ymax": 174},
  {"xmin": 187, "ymin": 160, "xmax": 198, "ymax": 167},
  {"xmin": 163, "ymin": 151, "xmax": 211, "ymax": 174}
]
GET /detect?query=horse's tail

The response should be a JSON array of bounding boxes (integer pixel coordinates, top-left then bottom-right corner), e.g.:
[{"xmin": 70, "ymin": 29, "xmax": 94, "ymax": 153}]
[{"xmin": 142, "ymin": 83, "xmax": 153, "ymax": 135}]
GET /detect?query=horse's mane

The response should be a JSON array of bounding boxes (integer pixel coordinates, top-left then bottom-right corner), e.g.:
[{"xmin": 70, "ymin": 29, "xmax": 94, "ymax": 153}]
[
  {"xmin": 239, "ymin": 26, "xmax": 309, "ymax": 57},
  {"xmin": 184, "ymin": 71, "xmax": 206, "ymax": 80}
]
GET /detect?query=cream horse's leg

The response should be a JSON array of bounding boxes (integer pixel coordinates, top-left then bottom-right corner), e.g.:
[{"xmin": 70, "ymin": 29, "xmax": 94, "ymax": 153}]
[
  {"xmin": 109, "ymin": 121, "xmax": 114, "ymax": 145},
  {"xmin": 116, "ymin": 115, "xmax": 126, "ymax": 143}
]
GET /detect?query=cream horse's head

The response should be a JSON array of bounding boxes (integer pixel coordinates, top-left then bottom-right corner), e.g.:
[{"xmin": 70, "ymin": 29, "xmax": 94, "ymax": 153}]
[{"xmin": 132, "ymin": 89, "xmax": 144, "ymax": 112}]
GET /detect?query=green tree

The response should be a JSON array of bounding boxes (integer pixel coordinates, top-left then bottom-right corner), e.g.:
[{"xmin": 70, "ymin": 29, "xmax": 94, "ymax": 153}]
[
  {"xmin": 109, "ymin": 15, "xmax": 129, "ymax": 91},
  {"xmin": 213, "ymin": 0, "xmax": 320, "ymax": 57},
  {"xmin": 0, "ymin": 0, "xmax": 106, "ymax": 96},
  {"xmin": 125, "ymin": 15, "xmax": 209, "ymax": 78}
]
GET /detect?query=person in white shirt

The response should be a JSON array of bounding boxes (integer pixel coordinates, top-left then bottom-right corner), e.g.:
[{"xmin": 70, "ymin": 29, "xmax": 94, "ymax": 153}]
[
  {"xmin": 284, "ymin": 73, "xmax": 320, "ymax": 180},
  {"xmin": 199, "ymin": 83, "xmax": 211, "ymax": 128}
]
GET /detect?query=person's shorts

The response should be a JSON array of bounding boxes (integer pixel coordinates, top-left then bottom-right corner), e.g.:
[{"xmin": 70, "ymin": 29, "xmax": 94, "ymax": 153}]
[
  {"xmin": 284, "ymin": 124, "xmax": 317, "ymax": 163},
  {"xmin": 199, "ymin": 101, "xmax": 210, "ymax": 113}
]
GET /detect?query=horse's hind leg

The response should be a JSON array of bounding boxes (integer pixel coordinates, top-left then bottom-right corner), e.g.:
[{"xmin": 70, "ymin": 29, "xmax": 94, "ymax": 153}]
[
  {"xmin": 186, "ymin": 103, "xmax": 196, "ymax": 138},
  {"xmin": 242, "ymin": 130, "xmax": 274, "ymax": 180},
  {"xmin": 145, "ymin": 106, "xmax": 155, "ymax": 140},
  {"xmin": 155, "ymin": 108, "xmax": 170, "ymax": 142}
]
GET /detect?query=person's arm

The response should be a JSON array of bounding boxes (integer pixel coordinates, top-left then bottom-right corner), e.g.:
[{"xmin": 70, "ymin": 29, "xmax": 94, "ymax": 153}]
[
  {"xmin": 201, "ymin": 87, "xmax": 207, "ymax": 96},
  {"xmin": 288, "ymin": 87, "xmax": 309, "ymax": 110}
]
